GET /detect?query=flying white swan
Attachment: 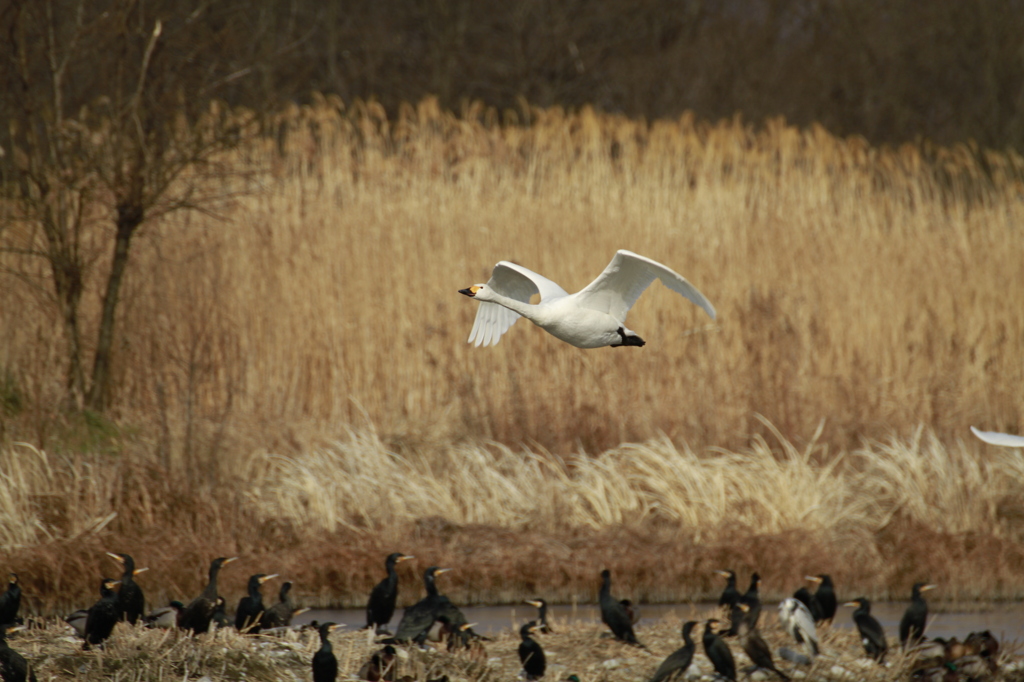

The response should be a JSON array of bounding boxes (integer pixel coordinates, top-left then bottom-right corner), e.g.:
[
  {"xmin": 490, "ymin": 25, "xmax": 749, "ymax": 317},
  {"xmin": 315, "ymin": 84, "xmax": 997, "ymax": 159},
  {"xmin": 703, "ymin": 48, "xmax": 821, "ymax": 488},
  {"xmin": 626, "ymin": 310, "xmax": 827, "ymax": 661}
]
[
  {"xmin": 458, "ymin": 250, "xmax": 715, "ymax": 348},
  {"xmin": 971, "ymin": 426, "xmax": 1024, "ymax": 447}
]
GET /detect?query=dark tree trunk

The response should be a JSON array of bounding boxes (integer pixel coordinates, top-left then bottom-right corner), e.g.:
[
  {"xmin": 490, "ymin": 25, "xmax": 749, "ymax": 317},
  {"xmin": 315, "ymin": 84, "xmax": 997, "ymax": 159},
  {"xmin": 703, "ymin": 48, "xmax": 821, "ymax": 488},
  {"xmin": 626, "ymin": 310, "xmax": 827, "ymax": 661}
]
[
  {"xmin": 86, "ymin": 202, "xmax": 144, "ymax": 411},
  {"xmin": 53, "ymin": 253, "xmax": 87, "ymax": 409}
]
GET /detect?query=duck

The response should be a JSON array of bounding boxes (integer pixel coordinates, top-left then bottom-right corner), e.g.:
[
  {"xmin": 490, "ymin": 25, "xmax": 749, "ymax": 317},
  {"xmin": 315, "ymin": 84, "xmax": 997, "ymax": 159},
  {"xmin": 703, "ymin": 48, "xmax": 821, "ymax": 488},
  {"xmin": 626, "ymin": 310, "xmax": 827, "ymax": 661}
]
[{"xmin": 459, "ymin": 250, "xmax": 715, "ymax": 348}]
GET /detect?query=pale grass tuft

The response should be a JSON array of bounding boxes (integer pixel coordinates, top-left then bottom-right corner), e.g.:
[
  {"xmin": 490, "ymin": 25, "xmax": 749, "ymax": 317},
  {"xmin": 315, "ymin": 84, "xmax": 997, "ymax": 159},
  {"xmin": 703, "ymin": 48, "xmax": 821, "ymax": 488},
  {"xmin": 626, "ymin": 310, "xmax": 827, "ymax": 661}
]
[{"xmin": 242, "ymin": 420, "xmax": 1024, "ymax": 546}]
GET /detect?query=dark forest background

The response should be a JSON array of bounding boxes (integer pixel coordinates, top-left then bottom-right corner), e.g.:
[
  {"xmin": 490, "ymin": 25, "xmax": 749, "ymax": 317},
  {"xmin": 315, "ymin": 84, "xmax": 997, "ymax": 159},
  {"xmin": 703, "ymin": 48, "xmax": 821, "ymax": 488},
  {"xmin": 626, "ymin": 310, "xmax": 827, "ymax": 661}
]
[{"xmin": 5, "ymin": 0, "xmax": 1023, "ymax": 152}]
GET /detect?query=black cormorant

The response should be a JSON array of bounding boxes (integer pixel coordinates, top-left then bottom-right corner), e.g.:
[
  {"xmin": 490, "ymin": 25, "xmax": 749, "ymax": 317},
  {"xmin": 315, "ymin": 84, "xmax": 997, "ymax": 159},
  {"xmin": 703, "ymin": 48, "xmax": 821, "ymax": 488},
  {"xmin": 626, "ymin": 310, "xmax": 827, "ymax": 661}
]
[
  {"xmin": 0, "ymin": 575, "xmax": 21, "ymax": 627},
  {"xmin": 391, "ymin": 567, "xmax": 452, "ymax": 643},
  {"xmin": 366, "ymin": 553, "xmax": 414, "ymax": 634},
  {"xmin": 737, "ymin": 604, "xmax": 790, "ymax": 680},
  {"xmin": 106, "ymin": 553, "xmax": 146, "ymax": 625},
  {"xmin": 739, "ymin": 573, "xmax": 761, "ymax": 629},
  {"xmin": 845, "ymin": 598, "xmax": 887, "ymax": 662},
  {"xmin": 518, "ymin": 621, "xmax": 546, "ymax": 680},
  {"xmin": 179, "ymin": 556, "xmax": 237, "ymax": 634},
  {"xmin": 312, "ymin": 622, "xmax": 339, "ymax": 682},
  {"xmin": 598, "ymin": 569, "xmax": 642, "ymax": 647},
  {"xmin": 236, "ymin": 573, "xmax": 278, "ymax": 633},
  {"xmin": 715, "ymin": 570, "xmax": 740, "ymax": 608},
  {"xmin": 702, "ymin": 620, "xmax": 736, "ymax": 681},
  {"xmin": 524, "ymin": 599, "xmax": 553, "ymax": 633},
  {"xmin": 725, "ymin": 572, "xmax": 761, "ymax": 636},
  {"xmin": 649, "ymin": 620, "xmax": 697, "ymax": 682},
  {"xmin": 0, "ymin": 625, "xmax": 36, "ymax": 682},
  {"xmin": 900, "ymin": 583, "xmax": 937, "ymax": 648},
  {"xmin": 619, "ymin": 599, "xmax": 640, "ymax": 625},
  {"xmin": 83, "ymin": 578, "xmax": 121, "ymax": 649},
  {"xmin": 261, "ymin": 581, "xmax": 307, "ymax": 629},
  {"xmin": 806, "ymin": 575, "xmax": 836, "ymax": 623}
]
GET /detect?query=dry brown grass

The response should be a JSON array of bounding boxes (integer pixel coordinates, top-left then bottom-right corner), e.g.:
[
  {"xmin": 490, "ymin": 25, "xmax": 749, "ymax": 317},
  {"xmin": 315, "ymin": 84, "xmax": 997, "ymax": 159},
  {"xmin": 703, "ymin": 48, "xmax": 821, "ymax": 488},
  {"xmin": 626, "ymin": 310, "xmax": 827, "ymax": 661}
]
[
  {"xmin": 2, "ymin": 99, "xmax": 1024, "ymax": 607},
  {"xmin": 3, "ymin": 98, "xmax": 1022, "ymax": 454},
  {"xmin": 3, "ymin": 422, "xmax": 1024, "ymax": 610},
  {"xmin": 5, "ymin": 606, "xmax": 1023, "ymax": 682}
]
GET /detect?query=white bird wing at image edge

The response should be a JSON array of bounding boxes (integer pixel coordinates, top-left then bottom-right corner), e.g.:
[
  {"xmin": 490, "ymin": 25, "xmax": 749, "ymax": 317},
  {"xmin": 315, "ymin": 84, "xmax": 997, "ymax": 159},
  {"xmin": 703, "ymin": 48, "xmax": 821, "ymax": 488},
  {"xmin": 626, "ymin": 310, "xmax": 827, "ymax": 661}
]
[{"xmin": 971, "ymin": 426, "xmax": 1024, "ymax": 447}]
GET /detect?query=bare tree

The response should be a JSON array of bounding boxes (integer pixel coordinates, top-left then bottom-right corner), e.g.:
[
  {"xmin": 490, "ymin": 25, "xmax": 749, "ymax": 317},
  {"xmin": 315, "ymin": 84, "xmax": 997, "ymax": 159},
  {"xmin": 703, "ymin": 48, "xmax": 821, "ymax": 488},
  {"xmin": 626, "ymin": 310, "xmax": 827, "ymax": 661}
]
[{"xmin": 0, "ymin": 0, "xmax": 264, "ymax": 411}]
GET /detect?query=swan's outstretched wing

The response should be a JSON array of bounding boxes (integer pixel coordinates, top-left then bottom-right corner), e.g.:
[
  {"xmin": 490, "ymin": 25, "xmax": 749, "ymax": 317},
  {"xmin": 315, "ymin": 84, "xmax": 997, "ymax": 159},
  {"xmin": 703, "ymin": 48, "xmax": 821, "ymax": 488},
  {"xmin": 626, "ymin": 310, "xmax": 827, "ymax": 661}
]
[
  {"xmin": 971, "ymin": 426, "xmax": 1024, "ymax": 447},
  {"xmin": 467, "ymin": 261, "xmax": 569, "ymax": 347},
  {"xmin": 575, "ymin": 250, "xmax": 716, "ymax": 322}
]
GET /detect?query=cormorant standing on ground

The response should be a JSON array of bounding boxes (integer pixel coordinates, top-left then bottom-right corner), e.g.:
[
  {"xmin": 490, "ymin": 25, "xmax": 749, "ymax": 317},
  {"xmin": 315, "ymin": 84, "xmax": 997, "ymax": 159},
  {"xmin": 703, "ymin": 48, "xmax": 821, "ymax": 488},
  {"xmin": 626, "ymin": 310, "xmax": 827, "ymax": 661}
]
[
  {"xmin": 366, "ymin": 553, "xmax": 414, "ymax": 634},
  {"xmin": 806, "ymin": 575, "xmax": 837, "ymax": 623},
  {"xmin": 236, "ymin": 573, "xmax": 278, "ymax": 633},
  {"xmin": 845, "ymin": 598, "xmax": 887, "ymax": 662},
  {"xmin": 179, "ymin": 556, "xmax": 237, "ymax": 634},
  {"xmin": 649, "ymin": 620, "xmax": 697, "ymax": 682},
  {"xmin": 737, "ymin": 604, "xmax": 790, "ymax": 680},
  {"xmin": 619, "ymin": 599, "xmax": 639, "ymax": 625},
  {"xmin": 83, "ymin": 578, "xmax": 121, "ymax": 649},
  {"xmin": 391, "ymin": 567, "xmax": 452, "ymax": 643},
  {"xmin": 106, "ymin": 553, "xmax": 146, "ymax": 625},
  {"xmin": 598, "ymin": 569, "xmax": 642, "ymax": 647},
  {"xmin": 715, "ymin": 570, "xmax": 740, "ymax": 608},
  {"xmin": 0, "ymin": 625, "xmax": 36, "ymax": 682},
  {"xmin": 518, "ymin": 621, "xmax": 546, "ymax": 680},
  {"xmin": 312, "ymin": 622, "xmax": 339, "ymax": 682},
  {"xmin": 524, "ymin": 599, "xmax": 553, "ymax": 633},
  {"xmin": 900, "ymin": 583, "xmax": 938, "ymax": 648},
  {"xmin": 739, "ymin": 573, "xmax": 762, "ymax": 629},
  {"xmin": 726, "ymin": 572, "xmax": 761, "ymax": 636},
  {"xmin": 702, "ymin": 620, "xmax": 736, "ymax": 681},
  {"xmin": 261, "ymin": 581, "xmax": 306, "ymax": 629},
  {"xmin": 0, "ymin": 575, "xmax": 21, "ymax": 627}
]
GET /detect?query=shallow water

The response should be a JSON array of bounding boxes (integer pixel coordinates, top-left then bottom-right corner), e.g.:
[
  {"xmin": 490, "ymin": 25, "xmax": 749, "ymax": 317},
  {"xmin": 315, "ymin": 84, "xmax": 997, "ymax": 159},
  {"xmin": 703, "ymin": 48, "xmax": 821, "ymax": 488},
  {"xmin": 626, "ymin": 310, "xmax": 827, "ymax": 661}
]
[{"xmin": 299, "ymin": 601, "xmax": 1024, "ymax": 642}]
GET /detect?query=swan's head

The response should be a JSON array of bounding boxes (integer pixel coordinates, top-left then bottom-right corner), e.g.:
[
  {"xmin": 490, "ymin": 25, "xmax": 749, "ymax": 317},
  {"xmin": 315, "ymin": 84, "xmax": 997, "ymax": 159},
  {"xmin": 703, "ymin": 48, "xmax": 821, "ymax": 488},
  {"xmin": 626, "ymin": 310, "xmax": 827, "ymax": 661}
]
[{"xmin": 458, "ymin": 284, "xmax": 490, "ymax": 300}]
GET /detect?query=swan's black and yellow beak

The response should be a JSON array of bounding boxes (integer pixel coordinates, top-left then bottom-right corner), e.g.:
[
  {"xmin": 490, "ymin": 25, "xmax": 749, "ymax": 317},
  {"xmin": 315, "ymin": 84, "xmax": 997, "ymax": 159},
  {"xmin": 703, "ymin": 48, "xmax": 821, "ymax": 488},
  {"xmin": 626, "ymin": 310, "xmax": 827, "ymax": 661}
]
[{"xmin": 458, "ymin": 286, "xmax": 480, "ymax": 298}]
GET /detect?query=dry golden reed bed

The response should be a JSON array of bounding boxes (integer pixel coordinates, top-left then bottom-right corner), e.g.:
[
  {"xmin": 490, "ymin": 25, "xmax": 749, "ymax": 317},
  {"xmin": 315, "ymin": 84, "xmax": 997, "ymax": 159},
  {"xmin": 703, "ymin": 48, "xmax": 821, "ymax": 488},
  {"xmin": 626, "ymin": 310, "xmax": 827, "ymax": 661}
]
[
  {"xmin": 2, "ymin": 422, "xmax": 1024, "ymax": 612},
  {"xmin": 6, "ymin": 607, "xmax": 1022, "ymax": 682},
  {"xmin": 1, "ymin": 99, "xmax": 1024, "ymax": 607}
]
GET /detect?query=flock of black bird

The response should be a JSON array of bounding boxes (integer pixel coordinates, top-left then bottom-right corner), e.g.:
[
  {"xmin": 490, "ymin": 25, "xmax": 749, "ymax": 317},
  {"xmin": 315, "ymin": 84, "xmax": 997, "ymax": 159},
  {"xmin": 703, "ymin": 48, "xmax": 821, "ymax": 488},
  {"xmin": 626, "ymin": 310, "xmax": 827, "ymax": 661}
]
[{"xmin": 0, "ymin": 555, "xmax": 1008, "ymax": 682}]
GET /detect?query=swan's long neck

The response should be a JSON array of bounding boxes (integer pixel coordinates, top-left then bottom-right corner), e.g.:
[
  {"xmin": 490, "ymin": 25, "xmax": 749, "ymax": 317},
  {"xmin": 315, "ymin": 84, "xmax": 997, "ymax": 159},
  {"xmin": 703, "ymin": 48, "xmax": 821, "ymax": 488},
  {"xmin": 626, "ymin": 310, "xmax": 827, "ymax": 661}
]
[{"xmin": 487, "ymin": 292, "xmax": 539, "ymax": 320}]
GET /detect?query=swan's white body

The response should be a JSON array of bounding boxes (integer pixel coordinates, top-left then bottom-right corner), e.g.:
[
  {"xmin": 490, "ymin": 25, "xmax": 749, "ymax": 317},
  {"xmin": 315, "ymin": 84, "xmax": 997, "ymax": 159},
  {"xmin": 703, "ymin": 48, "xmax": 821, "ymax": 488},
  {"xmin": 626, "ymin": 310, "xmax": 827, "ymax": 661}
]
[
  {"xmin": 778, "ymin": 598, "xmax": 819, "ymax": 656},
  {"xmin": 971, "ymin": 426, "xmax": 1024, "ymax": 447},
  {"xmin": 459, "ymin": 250, "xmax": 715, "ymax": 348}
]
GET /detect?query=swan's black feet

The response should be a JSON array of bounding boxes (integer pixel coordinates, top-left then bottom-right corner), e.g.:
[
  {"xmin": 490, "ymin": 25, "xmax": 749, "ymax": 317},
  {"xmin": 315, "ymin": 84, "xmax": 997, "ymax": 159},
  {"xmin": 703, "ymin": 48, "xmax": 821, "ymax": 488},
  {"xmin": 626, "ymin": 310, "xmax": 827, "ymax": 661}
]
[{"xmin": 612, "ymin": 327, "xmax": 645, "ymax": 347}]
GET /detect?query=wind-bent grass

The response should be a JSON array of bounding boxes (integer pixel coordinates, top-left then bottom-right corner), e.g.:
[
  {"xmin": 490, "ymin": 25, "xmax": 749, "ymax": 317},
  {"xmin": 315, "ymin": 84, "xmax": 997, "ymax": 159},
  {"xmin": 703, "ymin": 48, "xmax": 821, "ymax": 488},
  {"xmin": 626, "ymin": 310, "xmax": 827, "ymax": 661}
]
[
  {"xmin": 246, "ymin": 419, "xmax": 1024, "ymax": 541},
  {"xmin": 4, "ymin": 422, "xmax": 1024, "ymax": 604}
]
